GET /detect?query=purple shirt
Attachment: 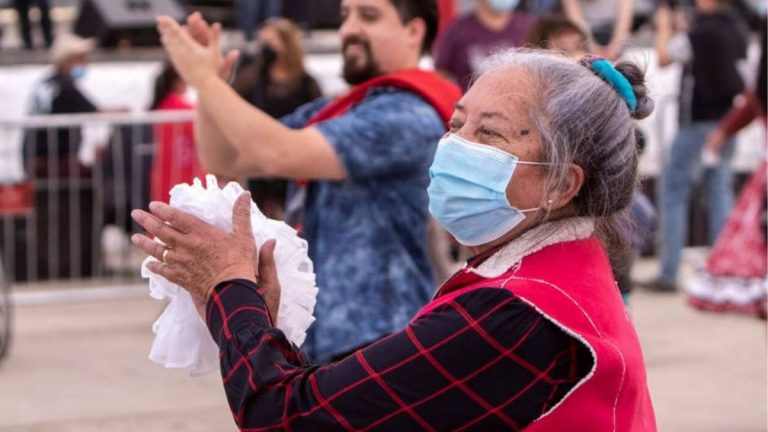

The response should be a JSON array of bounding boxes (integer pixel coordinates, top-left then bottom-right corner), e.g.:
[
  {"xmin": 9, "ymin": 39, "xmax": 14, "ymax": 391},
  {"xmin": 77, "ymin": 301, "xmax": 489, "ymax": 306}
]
[{"xmin": 435, "ymin": 13, "xmax": 536, "ymax": 92}]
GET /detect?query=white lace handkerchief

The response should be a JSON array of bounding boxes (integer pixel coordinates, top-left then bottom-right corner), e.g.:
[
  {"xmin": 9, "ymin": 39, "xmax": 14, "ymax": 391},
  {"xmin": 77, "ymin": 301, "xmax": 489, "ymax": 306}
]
[{"xmin": 141, "ymin": 175, "xmax": 318, "ymax": 376}]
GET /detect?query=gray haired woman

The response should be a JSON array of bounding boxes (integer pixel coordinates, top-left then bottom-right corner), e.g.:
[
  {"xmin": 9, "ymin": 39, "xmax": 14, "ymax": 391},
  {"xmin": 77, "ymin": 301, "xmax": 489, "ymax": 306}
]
[{"xmin": 131, "ymin": 49, "xmax": 657, "ymax": 431}]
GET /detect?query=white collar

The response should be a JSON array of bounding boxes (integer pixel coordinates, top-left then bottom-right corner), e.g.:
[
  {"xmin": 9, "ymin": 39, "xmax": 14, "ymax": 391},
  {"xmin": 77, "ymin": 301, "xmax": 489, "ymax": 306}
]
[{"xmin": 468, "ymin": 217, "xmax": 596, "ymax": 278}]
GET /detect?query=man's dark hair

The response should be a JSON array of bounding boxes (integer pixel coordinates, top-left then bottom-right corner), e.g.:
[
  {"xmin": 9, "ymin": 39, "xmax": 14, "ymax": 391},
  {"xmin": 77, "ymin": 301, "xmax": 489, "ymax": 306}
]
[{"xmin": 389, "ymin": 0, "xmax": 438, "ymax": 54}]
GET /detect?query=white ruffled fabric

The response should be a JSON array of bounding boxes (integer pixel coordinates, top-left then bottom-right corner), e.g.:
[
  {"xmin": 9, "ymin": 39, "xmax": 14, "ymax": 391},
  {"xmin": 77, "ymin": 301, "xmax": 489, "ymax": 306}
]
[{"xmin": 141, "ymin": 175, "xmax": 318, "ymax": 376}]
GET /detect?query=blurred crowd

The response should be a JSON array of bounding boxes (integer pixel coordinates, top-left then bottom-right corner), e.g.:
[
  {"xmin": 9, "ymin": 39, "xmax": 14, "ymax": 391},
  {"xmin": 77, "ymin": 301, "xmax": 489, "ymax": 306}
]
[{"xmin": 3, "ymin": 0, "xmax": 767, "ymax": 359}]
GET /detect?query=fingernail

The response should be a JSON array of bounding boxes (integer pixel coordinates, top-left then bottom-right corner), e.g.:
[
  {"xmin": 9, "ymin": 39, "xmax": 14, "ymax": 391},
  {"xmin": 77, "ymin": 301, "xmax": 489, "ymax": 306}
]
[
  {"xmin": 130, "ymin": 234, "xmax": 140, "ymax": 245},
  {"xmin": 131, "ymin": 210, "xmax": 141, "ymax": 220},
  {"xmin": 149, "ymin": 202, "xmax": 161, "ymax": 212}
]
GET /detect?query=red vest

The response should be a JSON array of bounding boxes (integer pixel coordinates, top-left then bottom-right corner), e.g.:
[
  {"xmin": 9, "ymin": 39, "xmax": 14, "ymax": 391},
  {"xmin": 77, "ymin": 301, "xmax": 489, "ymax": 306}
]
[
  {"xmin": 304, "ymin": 68, "xmax": 460, "ymax": 127},
  {"xmin": 415, "ymin": 237, "xmax": 657, "ymax": 431}
]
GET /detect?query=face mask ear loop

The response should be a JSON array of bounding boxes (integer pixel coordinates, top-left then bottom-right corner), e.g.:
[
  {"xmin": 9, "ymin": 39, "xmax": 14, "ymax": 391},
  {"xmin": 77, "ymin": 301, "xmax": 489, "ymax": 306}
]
[
  {"xmin": 518, "ymin": 207, "xmax": 541, "ymax": 213},
  {"xmin": 517, "ymin": 199, "xmax": 555, "ymax": 214},
  {"xmin": 515, "ymin": 161, "xmax": 565, "ymax": 167}
]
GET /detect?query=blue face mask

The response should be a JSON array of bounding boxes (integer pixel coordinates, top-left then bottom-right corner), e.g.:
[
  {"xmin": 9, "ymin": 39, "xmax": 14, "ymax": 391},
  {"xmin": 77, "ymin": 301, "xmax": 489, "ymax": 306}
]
[
  {"xmin": 488, "ymin": 0, "xmax": 519, "ymax": 12},
  {"xmin": 428, "ymin": 134, "xmax": 547, "ymax": 247},
  {"xmin": 70, "ymin": 66, "xmax": 87, "ymax": 81}
]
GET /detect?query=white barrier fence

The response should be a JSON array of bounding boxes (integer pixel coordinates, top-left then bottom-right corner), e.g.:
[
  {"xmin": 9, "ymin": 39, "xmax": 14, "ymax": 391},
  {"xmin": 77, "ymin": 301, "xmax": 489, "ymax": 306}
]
[{"xmin": 0, "ymin": 111, "xmax": 195, "ymax": 283}]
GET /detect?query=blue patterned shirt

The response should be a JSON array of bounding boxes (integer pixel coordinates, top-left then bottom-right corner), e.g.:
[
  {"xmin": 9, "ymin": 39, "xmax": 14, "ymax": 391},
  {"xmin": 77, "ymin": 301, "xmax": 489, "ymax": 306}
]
[{"xmin": 281, "ymin": 87, "xmax": 445, "ymax": 360}]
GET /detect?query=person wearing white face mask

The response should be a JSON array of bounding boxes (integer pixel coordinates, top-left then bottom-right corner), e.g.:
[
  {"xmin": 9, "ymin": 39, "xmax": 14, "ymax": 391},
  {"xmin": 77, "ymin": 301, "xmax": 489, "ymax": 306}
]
[
  {"xmin": 131, "ymin": 49, "xmax": 657, "ymax": 430},
  {"xmin": 435, "ymin": 0, "xmax": 536, "ymax": 92},
  {"xmin": 25, "ymin": 33, "xmax": 101, "ymax": 279},
  {"xmin": 28, "ymin": 33, "xmax": 99, "ymax": 176}
]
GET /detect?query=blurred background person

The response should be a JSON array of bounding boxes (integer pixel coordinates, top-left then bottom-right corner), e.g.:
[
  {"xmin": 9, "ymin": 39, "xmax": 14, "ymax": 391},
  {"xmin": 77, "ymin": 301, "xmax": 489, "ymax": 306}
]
[
  {"xmin": 646, "ymin": 0, "xmax": 750, "ymax": 292},
  {"xmin": 518, "ymin": 0, "xmax": 560, "ymax": 16},
  {"xmin": 235, "ymin": 19, "xmax": 322, "ymax": 124},
  {"xmin": 149, "ymin": 63, "xmax": 203, "ymax": 204},
  {"xmin": 232, "ymin": 18, "xmax": 322, "ymax": 219},
  {"xmin": 25, "ymin": 33, "xmax": 99, "ymax": 279},
  {"xmin": 235, "ymin": 0, "xmax": 282, "ymax": 42},
  {"xmin": 434, "ymin": 0, "xmax": 536, "ymax": 91},
  {"xmin": 561, "ymin": 0, "xmax": 634, "ymax": 60},
  {"xmin": 437, "ymin": 0, "xmax": 458, "ymax": 34},
  {"xmin": 13, "ymin": 0, "xmax": 53, "ymax": 50},
  {"xmin": 526, "ymin": 14, "xmax": 590, "ymax": 58},
  {"xmin": 686, "ymin": 18, "xmax": 767, "ymax": 317},
  {"xmin": 27, "ymin": 33, "xmax": 98, "ymax": 176}
]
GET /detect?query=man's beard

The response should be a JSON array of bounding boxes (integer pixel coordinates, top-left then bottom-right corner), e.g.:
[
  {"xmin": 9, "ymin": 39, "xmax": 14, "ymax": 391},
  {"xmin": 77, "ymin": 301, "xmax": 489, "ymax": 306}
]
[{"xmin": 342, "ymin": 36, "xmax": 383, "ymax": 85}]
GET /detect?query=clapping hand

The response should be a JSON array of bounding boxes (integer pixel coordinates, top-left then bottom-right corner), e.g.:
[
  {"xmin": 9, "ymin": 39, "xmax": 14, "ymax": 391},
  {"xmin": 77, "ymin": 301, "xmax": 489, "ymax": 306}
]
[
  {"xmin": 131, "ymin": 193, "xmax": 281, "ymax": 324},
  {"xmin": 155, "ymin": 13, "xmax": 239, "ymax": 88}
]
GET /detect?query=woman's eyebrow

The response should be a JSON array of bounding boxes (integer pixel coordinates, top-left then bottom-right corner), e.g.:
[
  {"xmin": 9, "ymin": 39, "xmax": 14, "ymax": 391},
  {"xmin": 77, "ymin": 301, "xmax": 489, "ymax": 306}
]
[
  {"xmin": 478, "ymin": 111, "xmax": 511, "ymax": 121},
  {"xmin": 454, "ymin": 104, "xmax": 510, "ymax": 122}
]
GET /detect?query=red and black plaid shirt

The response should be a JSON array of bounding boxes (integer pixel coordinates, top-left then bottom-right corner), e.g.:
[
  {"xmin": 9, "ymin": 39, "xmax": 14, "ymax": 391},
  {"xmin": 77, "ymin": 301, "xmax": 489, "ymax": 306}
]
[{"xmin": 206, "ymin": 279, "xmax": 592, "ymax": 431}]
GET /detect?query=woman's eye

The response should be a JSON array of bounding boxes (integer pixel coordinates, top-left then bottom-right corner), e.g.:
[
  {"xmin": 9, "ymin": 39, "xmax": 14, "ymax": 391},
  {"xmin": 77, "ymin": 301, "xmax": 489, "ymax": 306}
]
[{"xmin": 480, "ymin": 127, "xmax": 499, "ymax": 137}]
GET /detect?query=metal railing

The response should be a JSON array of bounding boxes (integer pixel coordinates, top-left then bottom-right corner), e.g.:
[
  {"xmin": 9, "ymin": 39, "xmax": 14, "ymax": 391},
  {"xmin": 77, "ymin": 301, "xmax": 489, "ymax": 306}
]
[{"xmin": 0, "ymin": 111, "xmax": 195, "ymax": 284}]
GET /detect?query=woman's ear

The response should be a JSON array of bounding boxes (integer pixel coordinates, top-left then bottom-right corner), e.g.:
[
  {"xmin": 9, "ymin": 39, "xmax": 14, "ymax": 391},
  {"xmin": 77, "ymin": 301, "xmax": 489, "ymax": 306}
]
[{"xmin": 548, "ymin": 163, "xmax": 584, "ymax": 210}]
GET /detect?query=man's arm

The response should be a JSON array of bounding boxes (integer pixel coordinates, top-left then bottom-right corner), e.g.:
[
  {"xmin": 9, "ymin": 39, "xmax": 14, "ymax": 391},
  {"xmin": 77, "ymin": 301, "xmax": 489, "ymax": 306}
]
[
  {"xmin": 561, "ymin": 0, "xmax": 588, "ymax": 33},
  {"xmin": 195, "ymin": 76, "xmax": 346, "ymax": 180},
  {"xmin": 654, "ymin": 5, "xmax": 675, "ymax": 67},
  {"xmin": 194, "ymin": 102, "xmax": 240, "ymax": 175},
  {"xmin": 608, "ymin": 0, "xmax": 634, "ymax": 55},
  {"xmin": 159, "ymin": 13, "xmax": 345, "ymax": 181}
]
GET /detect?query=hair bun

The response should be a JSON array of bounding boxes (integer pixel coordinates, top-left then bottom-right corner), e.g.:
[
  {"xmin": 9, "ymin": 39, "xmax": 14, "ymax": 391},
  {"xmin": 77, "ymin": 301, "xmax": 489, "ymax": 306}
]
[{"xmin": 614, "ymin": 61, "xmax": 654, "ymax": 120}]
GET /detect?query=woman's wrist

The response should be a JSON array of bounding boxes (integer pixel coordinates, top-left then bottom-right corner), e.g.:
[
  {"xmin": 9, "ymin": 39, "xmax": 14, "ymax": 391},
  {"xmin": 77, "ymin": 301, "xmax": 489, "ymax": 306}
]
[{"xmin": 210, "ymin": 265, "xmax": 257, "ymax": 293}]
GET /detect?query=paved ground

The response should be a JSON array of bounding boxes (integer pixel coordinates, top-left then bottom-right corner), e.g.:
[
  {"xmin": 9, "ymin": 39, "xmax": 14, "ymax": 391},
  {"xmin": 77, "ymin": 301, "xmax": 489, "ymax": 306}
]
[
  {"xmin": 633, "ymin": 291, "xmax": 766, "ymax": 431},
  {"xmin": 0, "ymin": 270, "xmax": 765, "ymax": 431}
]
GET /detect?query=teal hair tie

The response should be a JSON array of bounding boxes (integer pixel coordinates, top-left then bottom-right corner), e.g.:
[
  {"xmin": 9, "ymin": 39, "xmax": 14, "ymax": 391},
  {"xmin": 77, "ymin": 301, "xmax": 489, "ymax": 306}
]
[{"xmin": 582, "ymin": 56, "xmax": 638, "ymax": 113}]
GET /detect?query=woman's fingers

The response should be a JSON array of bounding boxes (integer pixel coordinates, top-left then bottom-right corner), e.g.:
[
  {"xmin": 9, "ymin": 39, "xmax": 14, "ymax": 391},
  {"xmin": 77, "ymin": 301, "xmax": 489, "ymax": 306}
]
[
  {"xmin": 258, "ymin": 240, "xmax": 278, "ymax": 283},
  {"xmin": 146, "ymin": 261, "xmax": 185, "ymax": 287},
  {"xmin": 232, "ymin": 193, "xmax": 255, "ymax": 241},
  {"xmin": 131, "ymin": 209, "xmax": 183, "ymax": 247},
  {"xmin": 147, "ymin": 201, "xmax": 202, "ymax": 235},
  {"xmin": 258, "ymin": 239, "xmax": 280, "ymax": 323},
  {"xmin": 131, "ymin": 233, "xmax": 168, "ymax": 262}
]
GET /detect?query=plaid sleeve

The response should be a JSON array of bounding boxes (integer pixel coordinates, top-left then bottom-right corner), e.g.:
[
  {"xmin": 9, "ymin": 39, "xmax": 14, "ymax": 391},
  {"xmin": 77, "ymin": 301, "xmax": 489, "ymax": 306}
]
[{"xmin": 207, "ymin": 279, "xmax": 593, "ymax": 431}]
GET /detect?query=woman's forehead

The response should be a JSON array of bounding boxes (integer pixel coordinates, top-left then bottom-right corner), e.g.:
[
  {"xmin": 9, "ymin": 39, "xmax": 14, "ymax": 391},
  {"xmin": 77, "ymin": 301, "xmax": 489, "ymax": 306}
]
[
  {"xmin": 454, "ymin": 71, "xmax": 537, "ymax": 137},
  {"xmin": 461, "ymin": 67, "xmax": 538, "ymax": 115}
]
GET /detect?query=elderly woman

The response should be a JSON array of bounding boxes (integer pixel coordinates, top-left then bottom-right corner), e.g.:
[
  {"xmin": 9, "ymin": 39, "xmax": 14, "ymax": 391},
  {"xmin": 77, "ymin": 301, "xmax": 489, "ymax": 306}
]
[{"xmin": 131, "ymin": 50, "xmax": 656, "ymax": 431}]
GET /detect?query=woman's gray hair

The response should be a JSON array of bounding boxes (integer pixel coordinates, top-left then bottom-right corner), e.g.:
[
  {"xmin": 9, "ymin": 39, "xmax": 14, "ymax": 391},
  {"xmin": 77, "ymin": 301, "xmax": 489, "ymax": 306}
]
[{"xmin": 478, "ymin": 49, "xmax": 654, "ymax": 273}]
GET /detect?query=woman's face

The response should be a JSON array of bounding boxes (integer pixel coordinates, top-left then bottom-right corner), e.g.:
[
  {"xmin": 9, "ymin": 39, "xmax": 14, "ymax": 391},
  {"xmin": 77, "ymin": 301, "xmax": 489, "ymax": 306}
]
[
  {"xmin": 258, "ymin": 25, "xmax": 285, "ymax": 56},
  {"xmin": 446, "ymin": 66, "xmax": 551, "ymax": 246}
]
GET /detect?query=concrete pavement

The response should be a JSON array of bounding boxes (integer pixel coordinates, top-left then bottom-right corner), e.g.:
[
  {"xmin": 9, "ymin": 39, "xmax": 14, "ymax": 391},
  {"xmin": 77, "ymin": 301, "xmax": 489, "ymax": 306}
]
[
  {"xmin": 632, "ymin": 290, "xmax": 767, "ymax": 431},
  {"xmin": 0, "ymin": 295, "xmax": 234, "ymax": 431},
  {"xmin": 0, "ymin": 277, "xmax": 765, "ymax": 431}
]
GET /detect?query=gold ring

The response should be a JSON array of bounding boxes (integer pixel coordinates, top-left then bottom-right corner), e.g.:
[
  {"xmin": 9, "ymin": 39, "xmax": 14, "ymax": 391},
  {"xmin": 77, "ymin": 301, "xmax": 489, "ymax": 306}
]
[{"xmin": 161, "ymin": 247, "xmax": 171, "ymax": 264}]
